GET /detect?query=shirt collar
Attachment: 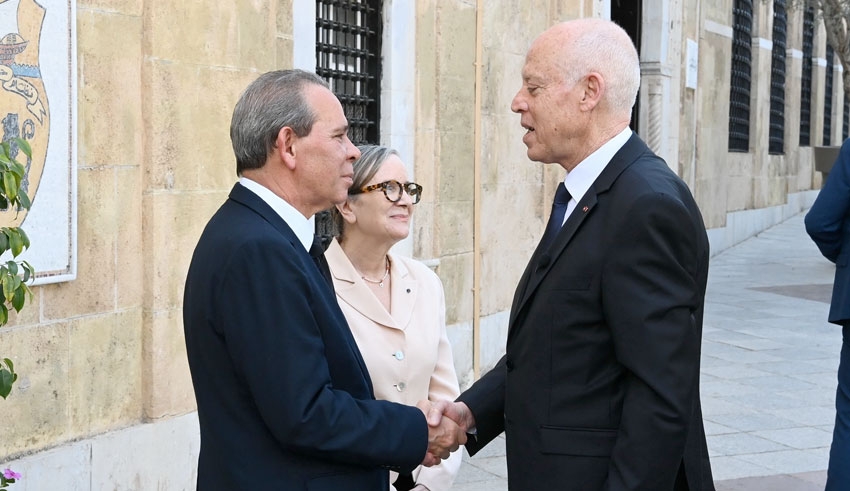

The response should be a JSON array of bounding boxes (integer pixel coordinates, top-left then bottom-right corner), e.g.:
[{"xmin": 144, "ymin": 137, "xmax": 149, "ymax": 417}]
[
  {"xmin": 563, "ymin": 127, "xmax": 632, "ymax": 204},
  {"xmin": 238, "ymin": 177, "xmax": 315, "ymax": 252}
]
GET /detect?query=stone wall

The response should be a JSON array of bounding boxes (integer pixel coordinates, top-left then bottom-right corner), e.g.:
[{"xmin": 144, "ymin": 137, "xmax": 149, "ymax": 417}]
[{"xmin": 0, "ymin": 0, "xmax": 839, "ymax": 486}]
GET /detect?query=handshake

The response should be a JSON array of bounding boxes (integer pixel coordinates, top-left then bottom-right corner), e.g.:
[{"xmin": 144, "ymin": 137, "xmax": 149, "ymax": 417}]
[{"xmin": 415, "ymin": 400, "xmax": 476, "ymax": 467}]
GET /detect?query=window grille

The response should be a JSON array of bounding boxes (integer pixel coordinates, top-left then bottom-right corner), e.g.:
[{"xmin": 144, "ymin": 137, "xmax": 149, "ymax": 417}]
[
  {"xmin": 769, "ymin": 0, "xmax": 786, "ymax": 154},
  {"xmin": 729, "ymin": 0, "xmax": 753, "ymax": 152},
  {"xmin": 824, "ymin": 44, "xmax": 835, "ymax": 146},
  {"xmin": 800, "ymin": 6, "xmax": 814, "ymax": 146},
  {"xmin": 843, "ymin": 91, "xmax": 849, "ymax": 141},
  {"xmin": 315, "ymin": 0, "xmax": 382, "ymax": 146}
]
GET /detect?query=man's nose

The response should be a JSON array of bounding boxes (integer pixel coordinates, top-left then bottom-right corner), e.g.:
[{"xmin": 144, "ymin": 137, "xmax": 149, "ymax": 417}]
[
  {"xmin": 346, "ymin": 136, "xmax": 361, "ymax": 160},
  {"xmin": 510, "ymin": 91, "xmax": 526, "ymax": 113}
]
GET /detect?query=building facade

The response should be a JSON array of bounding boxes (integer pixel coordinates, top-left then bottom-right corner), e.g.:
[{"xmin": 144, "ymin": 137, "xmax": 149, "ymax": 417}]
[{"xmin": 0, "ymin": 0, "xmax": 837, "ymax": 487}]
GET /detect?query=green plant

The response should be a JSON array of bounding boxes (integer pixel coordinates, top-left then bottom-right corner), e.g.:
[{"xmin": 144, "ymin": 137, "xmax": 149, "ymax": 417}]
[{"xmin": 0, "ymin": 136, "xmax": 36, "ymax": 488}]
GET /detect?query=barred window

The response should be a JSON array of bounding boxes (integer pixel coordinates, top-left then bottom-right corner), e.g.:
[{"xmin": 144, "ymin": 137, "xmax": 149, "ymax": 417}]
[
  {"xmin": 824, "ymin": 44, "xmax": 835, "ymax": 146},
  {"xmin": 769, "ymin": 0, "xmax": 786, "ymax": 155},
  {"xmin": 800, "ymin": 6, "xmax": 814, "ymax": 146},
  {"xmin": 843, "ymin": 91, "xmax": 849, "ymax": 141},
  {"xmin": 315, "ymin": 0, "xmax": 383, "ymax": 240},
  {"xmin": 729, "ymin": 0, "xmax": 753, "ymax": 152},
  {"xmin": 316, "ymin": 0, "xmax": 383, "ymax": 145}
]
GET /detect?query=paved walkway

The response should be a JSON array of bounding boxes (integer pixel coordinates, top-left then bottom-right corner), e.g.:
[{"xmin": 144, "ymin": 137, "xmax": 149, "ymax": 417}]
[{"xmin": 452, "ymin": 212, "xmax": 839, "ymax": 490}]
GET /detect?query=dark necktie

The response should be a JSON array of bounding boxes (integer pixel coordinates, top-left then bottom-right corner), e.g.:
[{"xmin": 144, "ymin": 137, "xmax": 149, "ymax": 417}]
[
  {"xmin": 309, "ymin": 235, "xmax": 334, "ymax": 291},
  {"xmin": 539, "ymin": 183, "xmax": 571, "ymax": 251}
]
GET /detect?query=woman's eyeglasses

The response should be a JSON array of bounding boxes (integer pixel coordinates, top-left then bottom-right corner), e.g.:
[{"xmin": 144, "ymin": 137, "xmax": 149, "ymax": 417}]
[{"xmin": 350, "ymin": 180, "xmax": 422, "ymax": 204}]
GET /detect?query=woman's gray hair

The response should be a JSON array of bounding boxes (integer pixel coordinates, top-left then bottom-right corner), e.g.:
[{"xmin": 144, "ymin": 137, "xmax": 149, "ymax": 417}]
[
  {"xmin": 230, "ymin": 69, "xmax": 329, "ymax": 175},
  {"xmin": 330, "ymin": 145, "xmax": 400, "ymax": 240}
]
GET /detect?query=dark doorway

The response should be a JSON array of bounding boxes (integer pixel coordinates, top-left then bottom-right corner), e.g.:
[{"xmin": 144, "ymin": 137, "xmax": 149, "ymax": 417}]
[{"xmin": 611, "ymin": 0, "xmax": 642, "ymax": 132}]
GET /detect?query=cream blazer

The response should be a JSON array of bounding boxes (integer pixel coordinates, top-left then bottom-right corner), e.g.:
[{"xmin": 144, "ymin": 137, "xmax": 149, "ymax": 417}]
[{"xmin": 326, "ymin": 239, "xmax": 462, "ymax": 491}]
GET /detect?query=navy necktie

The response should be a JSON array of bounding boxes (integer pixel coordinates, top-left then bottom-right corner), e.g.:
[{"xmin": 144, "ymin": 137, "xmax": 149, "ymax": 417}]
[
  {"xmin": 309, "ymin": 235, "xmax": 334, "ymax": 291},
  {"xmin": 539, "ymin": 183, "xmax": 571, "ymax": 251}
]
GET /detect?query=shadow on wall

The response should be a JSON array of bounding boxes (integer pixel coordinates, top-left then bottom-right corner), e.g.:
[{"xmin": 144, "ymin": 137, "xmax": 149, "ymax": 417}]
[{"xmin": 814, "ymin": 145, "xmax": 841, "ymax": 186}]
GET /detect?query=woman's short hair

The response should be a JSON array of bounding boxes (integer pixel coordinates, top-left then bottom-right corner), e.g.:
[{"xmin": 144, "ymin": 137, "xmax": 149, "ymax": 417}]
[{"xmin": 330, "ymin": 145, "xmax": 400, "ymax": 240}]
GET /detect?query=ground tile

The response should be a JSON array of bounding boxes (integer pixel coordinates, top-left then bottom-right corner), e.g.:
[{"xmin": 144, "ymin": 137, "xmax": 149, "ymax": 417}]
[{"xmin": 751, "ymin": 427, "xmax": 833, "ymax": 450}]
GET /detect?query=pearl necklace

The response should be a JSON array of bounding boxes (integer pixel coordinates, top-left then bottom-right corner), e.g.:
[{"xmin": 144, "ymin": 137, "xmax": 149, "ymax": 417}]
[{"xmin": 360, "ymin": 256, "xmax": 390, "ymax": 288}]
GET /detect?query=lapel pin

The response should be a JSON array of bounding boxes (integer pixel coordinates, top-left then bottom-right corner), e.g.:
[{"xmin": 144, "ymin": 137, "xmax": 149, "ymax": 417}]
[{"xmin": 582, "ymin": 206, "xmax": 589, "ymax": 213}]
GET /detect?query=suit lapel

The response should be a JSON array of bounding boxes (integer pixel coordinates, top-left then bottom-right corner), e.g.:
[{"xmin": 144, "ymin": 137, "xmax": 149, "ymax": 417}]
[
  {"xmin": 389, "ymin": 256, "xmax": 417, "ymax": 330},
  {"xmin": 508, "ymin": 134, "xmax": 650, "ymax": 332},
  {"xmin": 228, "ymin": 184, "xmax": 374, "ymax": 385},
  {"xmin": 325, "ymin": 240, "xmax": 414, "ymax": 330}
]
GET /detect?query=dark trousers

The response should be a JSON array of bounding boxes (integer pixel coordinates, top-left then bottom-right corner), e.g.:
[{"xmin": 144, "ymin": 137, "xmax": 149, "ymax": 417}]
[{"xmin": 827, "ymin": 324, "xmax": 850, "ymax": 490}]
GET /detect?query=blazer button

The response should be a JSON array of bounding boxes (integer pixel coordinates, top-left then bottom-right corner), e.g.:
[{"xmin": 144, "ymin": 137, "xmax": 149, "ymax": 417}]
[{"xmin": 506, "ymin": 359, "xmax": 514, "ymax": 371}]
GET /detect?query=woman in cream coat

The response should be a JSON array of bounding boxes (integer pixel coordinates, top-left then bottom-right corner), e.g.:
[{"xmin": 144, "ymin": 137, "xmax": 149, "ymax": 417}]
[{"xmin": 327, "ymin": 145, "xmax": 461, "ymax": 491}]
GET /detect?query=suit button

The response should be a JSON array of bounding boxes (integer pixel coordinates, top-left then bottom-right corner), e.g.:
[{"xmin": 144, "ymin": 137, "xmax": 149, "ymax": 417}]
[
  {"xmin": 395, "ymin": 382, "xmax": 406, "ymax": 392},
  {"xmin": 394, "ymin": 350, "xmax": 405, "ymax": 360},
  {"xmin": 506, "ymin": 359, "xmax": 514, "ymax": 371}
]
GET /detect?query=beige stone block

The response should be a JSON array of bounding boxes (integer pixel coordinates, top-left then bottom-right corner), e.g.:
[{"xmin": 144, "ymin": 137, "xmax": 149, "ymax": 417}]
[
  {"xmin": 436, "ymin": 131, "xmax": 475, "ymax": 202},
  {"xmin": 4, "ymin": 286, "xmax": 40, "ymax": 327},
  {"xmin": 276, "ymin": 0, "xmax": 294, "ymax": 36},
  {"xmin": 0, "ymin": 322, "xmax": 70, "ymax": 458},
  {"xmin": 77, "ymin": 10, "xmax": 143, "ymax": 167},
  {"xmin": 550, "ymin": 0, "xmax": 588, "ymax": 22},
  {"xmin": 143, "ymin": 309, "xmax": 195, "ymax": 419},
  {"xmin": 145, "ymin": 2, "xmax": 275, "ymax": 70},
  {"xmin": 410, "ymin": 201, "xmax": 437, "ymax": 260},
  {"xmin": 436, "ymin": 78, "xmax": 475, "ymax": 136},
  {"xmin": 695, "ymin": 178, "xmax": 727, "ymax": 229},
  {"xmin": 79, "ymin": 0, "xmax": 142, "ymax": 15},
  {"xmin": 276, "ymin": 36, "xmax": 294, "ymax": 70},
  {"xmin": 726, "ymin": 175, "xmax": 752, "ymax": 212},
  {"xmin": 436, "ymin": 2, "xmax": 477, "ymax": 80},
  {"xmin": 117, "ymin": 166, "xmax": 143, "ymax": 310},
  {"xmin": 416, "ymin": 2, "xmax": 438, "ymax": 132},
  {"xmin": 437, "ymin": 200, "xmax": 474, "ymax": 256},
  {"xmin": 481, "ymin": 1, "xmax": 547, "ymax": 53},
  {"xmin": 435, "ymin": 253, "xmax": 473, "ymax": 325},
  {"xmin": 481, "ymin": 49, "xmax": 526, "ymax": 116},
  {"xmin": 703, "ymin": 0, "xmax": 734, "ymax": 25},
  {"xmin": 479, "ymin": 182, "xmax": 543, "ymax": 315},
  {"xmin": 479, "ymin": 113, "xmax": 539, "ymax": 187},
  {"xmin": 143, "ymin": 191, "xmax": 227, "ymax": 311},
  {"xmin": 69, "ymin": 310, "xmax": 143, "ymax": 435},
  {"xmin": 42, "ymin": 168, "xmax": 117, "ymax": 319},
  {"xmin": 143, "ymin": 61, "xmax": 255, "ymax": 191}
]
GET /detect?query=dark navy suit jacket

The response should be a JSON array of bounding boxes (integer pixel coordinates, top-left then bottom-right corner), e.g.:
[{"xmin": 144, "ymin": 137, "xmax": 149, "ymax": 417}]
[
  {"xmin": 806, "ymin": 138, "xmax": 850, "ymax": 325},
  {"xmin": 183, "ymin": 183, "xmax": 426, "ymax": 490},
  {"xmin": 458, "ymin": 134, "xmax": 715, "ymax": 490}
]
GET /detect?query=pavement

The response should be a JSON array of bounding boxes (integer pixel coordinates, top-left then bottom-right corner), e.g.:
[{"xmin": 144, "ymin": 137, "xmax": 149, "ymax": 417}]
[{"xmin": 451, "ymin": 212, "xmax": 839, "ymax": 491}]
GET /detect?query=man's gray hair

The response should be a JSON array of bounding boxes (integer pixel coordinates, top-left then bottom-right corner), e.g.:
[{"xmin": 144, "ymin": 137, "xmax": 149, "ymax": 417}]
[
  {"xmin": 230, "ymin": 69, "xmax": 329, "ymax": 175},
  {"xmin": 561, "ymin": 21, "xmax": 641, "ymax": 115}
]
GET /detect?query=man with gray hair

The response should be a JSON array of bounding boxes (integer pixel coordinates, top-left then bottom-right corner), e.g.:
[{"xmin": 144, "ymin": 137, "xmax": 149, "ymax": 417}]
[
  {"xmin": 428, "ymin": 18, "xmax": 715, "ymax": 490},
  {"xmin": 183, "ymin": 69, "xmax": 465, "ymax": 490}
]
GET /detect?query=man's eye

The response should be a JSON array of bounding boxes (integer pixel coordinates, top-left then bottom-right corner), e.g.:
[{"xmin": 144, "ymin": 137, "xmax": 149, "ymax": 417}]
[{"xmin": 527, "ymin": 86, "xmax": 539, "ymax": 94}]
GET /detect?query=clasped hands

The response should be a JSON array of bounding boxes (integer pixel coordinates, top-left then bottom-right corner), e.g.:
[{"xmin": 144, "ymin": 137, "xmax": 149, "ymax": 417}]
[{"xmin": 415, "ymin": 400, "xmax": 476, "ymax": 467}]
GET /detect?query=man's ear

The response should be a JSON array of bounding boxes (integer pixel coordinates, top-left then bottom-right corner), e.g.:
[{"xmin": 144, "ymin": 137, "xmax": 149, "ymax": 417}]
[
  {"xmin": 580, "ymin": 72, "xmax": 604, "ymax": 111},
  {"xmin": 277, "ymin": 126, "xmax": 298, "ymax": 170},
  {"xmin": 335, "ymin": 200, "xmax": 357, "ymax": 225}
]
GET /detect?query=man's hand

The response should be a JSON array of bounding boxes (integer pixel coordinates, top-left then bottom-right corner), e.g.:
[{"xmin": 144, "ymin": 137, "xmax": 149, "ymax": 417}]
[
  {"xmin": 425, "ymin": 400, "xmax": 476, "ymax": 433},
  {"xmin": 416, "ymin": 400, "xmax": 467, "ymax": 467}
]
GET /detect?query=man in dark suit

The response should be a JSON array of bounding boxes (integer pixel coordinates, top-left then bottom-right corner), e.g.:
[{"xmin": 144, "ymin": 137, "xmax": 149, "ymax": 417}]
[
  {"xmin": 428, "ymin": 19, "xmax": 714, "ymax": 490},
  {"xmin": 805, "ymin": 138, "xmax": 850, "ymax": 491},
  {"xmin": 183, "ymin": 69, "xmax": 464, "ymax": 490}
]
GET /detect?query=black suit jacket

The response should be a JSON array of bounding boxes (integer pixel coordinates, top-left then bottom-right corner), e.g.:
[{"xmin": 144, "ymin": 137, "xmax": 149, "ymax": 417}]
[
  {"xmin": 806, "ymin": 138, "xmax": 850, "ymax": 325},
  {"xmin": 459, "ymin": 135, "xmax": 715, "ymax": 490},
  {"xmin": 183, "ymin": 183, "xmax": 426, "ymax": 490}
]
